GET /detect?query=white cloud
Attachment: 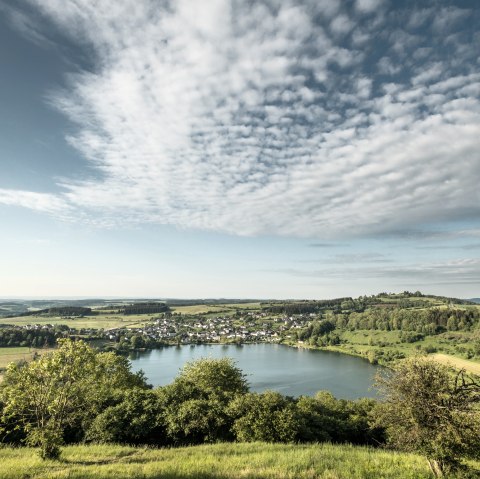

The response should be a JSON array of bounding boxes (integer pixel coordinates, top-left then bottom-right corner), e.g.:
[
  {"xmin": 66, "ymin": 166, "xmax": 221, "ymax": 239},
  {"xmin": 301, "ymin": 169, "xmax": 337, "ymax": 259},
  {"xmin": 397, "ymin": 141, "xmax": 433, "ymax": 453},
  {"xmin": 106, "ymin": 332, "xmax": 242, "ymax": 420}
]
[
  {"xmin": 0, "ymin": 189, "xmax": 70, "ymax": 214},
  {"xmin": 0, "ymin": 3, "xmax": 53, "ymax": 48},
  {"xmin": 330, "ymin": 14, "xmax": 355, "ymax": 36},
  {"xmin": 280, "ymin": 258, "xmax": 480, "ymax": 286},
  {"xmin": 1, "ymin": 0, "xmax": 479, "ymax": 239},
  {"xmin": 431, "ymin": 7, "xmax": 470, "ymax": 34},
  {"xmin": 377, "ymin": 56, "xmax": 401, "ymax": 75},
  {"xmin": 355, "ymin": 0, "xmax": 384, "ymax": 14},
  {"xmin": 412, "ymin": 62, "xmax": 444, "ymax": 85}
]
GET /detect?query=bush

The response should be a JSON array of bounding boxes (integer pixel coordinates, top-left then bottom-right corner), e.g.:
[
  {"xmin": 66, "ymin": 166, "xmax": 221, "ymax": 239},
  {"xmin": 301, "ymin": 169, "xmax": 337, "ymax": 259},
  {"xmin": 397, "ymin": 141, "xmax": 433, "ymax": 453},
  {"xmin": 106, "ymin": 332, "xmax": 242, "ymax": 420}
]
[
  {"xmin": 86, "ymin": 388, "xmax": 165, "ymax": 445},
  {"xmin": 158, "ymin": 358, "xmax": 248, "ymax": 444},
  {"xmin": 375, "ymin": 357, "xmax": 480, "ymax": 476},
  {"xmin": 228, "ymin": 391, "xmax": 301, "ymax": 443}
]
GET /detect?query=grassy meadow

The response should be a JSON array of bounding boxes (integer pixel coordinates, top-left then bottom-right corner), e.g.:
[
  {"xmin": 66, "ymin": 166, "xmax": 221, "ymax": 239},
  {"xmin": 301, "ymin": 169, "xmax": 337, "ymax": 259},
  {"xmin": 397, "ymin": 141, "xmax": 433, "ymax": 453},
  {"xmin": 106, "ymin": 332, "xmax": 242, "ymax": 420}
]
[
  {"xmin": 323, "ymin": 329, "xmax": 480, "ymax": 372},
  {"xmin": 430, "ymin": 353, "xmax": 480, "ymax": 375},
  {"xmin": 0, "ymin": 346, "xmax": 55, "ymax": 370},
  {"xmin": 0, "ymin": 442, "xmax": 448, "ymax": 479},
  {"xmin": 170, "ymin": 304, "xmax": 232, "ymax": 314},
  {"xmin": 0, "ymin": 314, "xmax": 152, "ymax": 330},
  {"xmin": 170, "ymin": 302, "xmax": 262, "ymax": 315}
]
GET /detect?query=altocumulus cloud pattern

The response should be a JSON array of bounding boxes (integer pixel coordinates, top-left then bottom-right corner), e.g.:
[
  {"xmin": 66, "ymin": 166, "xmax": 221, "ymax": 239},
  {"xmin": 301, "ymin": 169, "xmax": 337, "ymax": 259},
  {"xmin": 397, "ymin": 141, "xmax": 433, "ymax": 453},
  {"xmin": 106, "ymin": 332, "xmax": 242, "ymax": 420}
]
[{"xmin": 0, "ymin": 0, "xmax": 479, "ymax": 238}]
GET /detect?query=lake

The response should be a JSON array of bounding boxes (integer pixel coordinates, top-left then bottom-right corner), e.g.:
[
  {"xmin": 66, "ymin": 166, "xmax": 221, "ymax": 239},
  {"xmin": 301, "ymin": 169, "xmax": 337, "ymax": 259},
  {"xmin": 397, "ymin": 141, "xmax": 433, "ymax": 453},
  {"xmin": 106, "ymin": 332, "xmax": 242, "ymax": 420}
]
[{"xmin": 129, "ymin": 344, "xmax": 380, "ymax": 399}]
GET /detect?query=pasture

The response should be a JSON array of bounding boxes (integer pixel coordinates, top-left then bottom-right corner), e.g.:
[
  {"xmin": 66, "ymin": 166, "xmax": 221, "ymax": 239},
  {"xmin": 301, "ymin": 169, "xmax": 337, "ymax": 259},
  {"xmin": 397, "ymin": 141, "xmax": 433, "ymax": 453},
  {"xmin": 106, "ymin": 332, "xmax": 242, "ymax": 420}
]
[
  {"xmin": 0, "ymin": 314, "xmax": 153, "ymax": 330},
  {"xmin": 0, "ymin": 346, "xmax": 55, "ymax": 371},
  {"xmin": 431, "ymin": 353, "xmax": 480, "ymax": 375}
]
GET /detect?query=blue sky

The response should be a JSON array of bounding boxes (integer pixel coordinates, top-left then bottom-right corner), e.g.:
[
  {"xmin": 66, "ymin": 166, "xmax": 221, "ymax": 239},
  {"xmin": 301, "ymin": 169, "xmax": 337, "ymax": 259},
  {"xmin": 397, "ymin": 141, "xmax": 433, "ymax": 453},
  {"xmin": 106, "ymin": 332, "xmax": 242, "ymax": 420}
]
[{"xmin": 0, "ymin": 0, "xmax": 479, "ymax": 299}]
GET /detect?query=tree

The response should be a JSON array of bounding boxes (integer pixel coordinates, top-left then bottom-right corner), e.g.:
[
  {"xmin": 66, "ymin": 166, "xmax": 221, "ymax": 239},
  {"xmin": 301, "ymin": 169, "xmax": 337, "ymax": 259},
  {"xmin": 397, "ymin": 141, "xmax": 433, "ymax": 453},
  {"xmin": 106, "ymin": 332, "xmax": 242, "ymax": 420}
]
[
  {"xmin": 158, "ymin": 357, "xmax": 248, "ymax": 444},
  {"xmin": 130, "ymin": 334, "xmax": 145, "ymax": 349},
  {"xmin": 0, "ymin": 339, "xmax": 146, "ymax": 459},
  {"xmin": 375, "ymin": 357, "xmax": 480, "ymax": 477},
  {"xmin": 85, "ymin": 388, "xmax": 164, "ymax": 445},
  {"xmin": 227, "ymin": 391, "xmax": 301, "ymax": 443},
  {"xmin": 296, "ymin": 392, "xmax": 383, "ymax": 445}
]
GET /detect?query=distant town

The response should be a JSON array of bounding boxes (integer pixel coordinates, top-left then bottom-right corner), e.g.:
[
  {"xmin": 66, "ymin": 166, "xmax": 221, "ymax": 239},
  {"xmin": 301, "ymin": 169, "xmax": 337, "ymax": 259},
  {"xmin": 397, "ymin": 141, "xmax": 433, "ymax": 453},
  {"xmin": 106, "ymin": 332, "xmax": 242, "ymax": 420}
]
[{"xmin": 1, "ymin": 293, "xmax": 480, "ymax": 370}]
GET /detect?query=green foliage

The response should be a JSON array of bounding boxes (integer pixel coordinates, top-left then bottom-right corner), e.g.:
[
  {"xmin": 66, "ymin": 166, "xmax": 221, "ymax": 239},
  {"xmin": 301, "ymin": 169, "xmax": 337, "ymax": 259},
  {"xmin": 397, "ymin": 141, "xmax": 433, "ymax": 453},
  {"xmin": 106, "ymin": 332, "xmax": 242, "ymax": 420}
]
[
  {"xmin": 27, "ymin": 426, "xmax": 62, "ymax": 460},
  {"xmin": 122, "ymin": 302, "xmax": 169, "ymax": 315},
  {"xmin": 343, "ymin": 308, "xmax": 479, "ymax": 334},
  {"xmin": 0, "ymin": 339, "xmax": 147, "ymax": 459},
  {"xmin": 263, "ymin": 298, "xmax": 354, "ymax": 315},
  {"xmin": 228, "ymin": 391, "xmax": 301, "ymax": 442},
  {"xmin": 0, "ymin": 327, "xmax": 59, "ymax": 348},
  {"xmin": 158, "ymin": 357, "xmax": 248, "ymax": 444},
  {"xmin": 375, "ymin": 357, "xmax": 480, "ymax": 476},
  {"xmin": 170, "ymin": 357, "xmax": 249, "ymax": 400},
  {"xmin": 85, "ymin": 388, "xmax": 164, "ymax": 445},
  {"xmin": 399, "ymin": 331, "xmax": 425, "ymax": 343},
  {"xmin": 296, "ymin": 392, "xmax": 384, "ymax": 445}
]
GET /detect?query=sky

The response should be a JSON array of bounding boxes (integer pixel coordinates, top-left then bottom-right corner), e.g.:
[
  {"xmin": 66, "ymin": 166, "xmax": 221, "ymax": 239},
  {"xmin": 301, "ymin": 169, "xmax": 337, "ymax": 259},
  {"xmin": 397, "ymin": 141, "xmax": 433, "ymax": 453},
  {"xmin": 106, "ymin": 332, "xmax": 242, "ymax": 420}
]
[{"xmin": 0, "ymin": 0, "xmax": 479, "ymax": 299}]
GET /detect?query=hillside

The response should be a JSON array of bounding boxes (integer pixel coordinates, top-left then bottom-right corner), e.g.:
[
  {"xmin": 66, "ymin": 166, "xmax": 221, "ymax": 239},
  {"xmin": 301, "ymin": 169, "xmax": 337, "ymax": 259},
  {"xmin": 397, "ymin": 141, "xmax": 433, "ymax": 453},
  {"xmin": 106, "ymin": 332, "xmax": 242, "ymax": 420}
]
[
  {"xmin": 0, "ymin": 442, "xmax": 449, "ymax": 479},
  {"xmin": 2, "ymin": 291, "xmax": 480, "ymax": 371}
]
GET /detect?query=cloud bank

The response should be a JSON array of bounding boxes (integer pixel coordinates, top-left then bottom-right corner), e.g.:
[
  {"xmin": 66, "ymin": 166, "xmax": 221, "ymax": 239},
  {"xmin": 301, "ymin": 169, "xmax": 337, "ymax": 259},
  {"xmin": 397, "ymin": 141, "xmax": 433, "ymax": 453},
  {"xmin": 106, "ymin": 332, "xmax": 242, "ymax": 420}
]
[{"xmin": 2, "ymin": 0, "xmax": 480, "ymax": 238}]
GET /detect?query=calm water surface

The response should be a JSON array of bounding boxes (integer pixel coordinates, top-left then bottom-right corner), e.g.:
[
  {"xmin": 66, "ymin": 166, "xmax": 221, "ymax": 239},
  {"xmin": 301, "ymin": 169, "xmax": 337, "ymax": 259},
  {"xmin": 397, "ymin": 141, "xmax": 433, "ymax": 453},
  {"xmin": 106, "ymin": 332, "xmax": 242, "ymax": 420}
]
[{"xmin": 130, "ymin": 344, "xmax": 380, "ymax": 399}]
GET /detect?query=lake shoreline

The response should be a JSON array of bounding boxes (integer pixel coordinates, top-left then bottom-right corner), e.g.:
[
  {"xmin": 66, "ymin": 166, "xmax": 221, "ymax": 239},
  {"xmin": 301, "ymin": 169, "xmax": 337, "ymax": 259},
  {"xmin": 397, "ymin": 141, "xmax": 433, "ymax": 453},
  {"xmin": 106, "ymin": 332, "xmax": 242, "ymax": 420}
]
[{"xmin": 129, "ymin": 342, "xmax": 380, "ymax": 399}]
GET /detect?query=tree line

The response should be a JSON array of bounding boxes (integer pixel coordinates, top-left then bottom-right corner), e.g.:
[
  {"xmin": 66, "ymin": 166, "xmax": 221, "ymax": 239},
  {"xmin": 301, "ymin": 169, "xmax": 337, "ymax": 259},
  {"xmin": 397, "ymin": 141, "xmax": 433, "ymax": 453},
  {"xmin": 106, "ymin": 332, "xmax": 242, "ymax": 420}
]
[
  {"xmin": 0, "ymin": 326, "xmax": 70, "ymax": 348},
  {"xmin": 12, "ymin": 306, "xmax": 93, "ymax": 318},
  {"xmin": 334, "ymin": 307, "xmax": 480, "ymax": 334},
  {"xmin": 122, "ymin": 302, "xmax": 170, "ymax": 315},
  {"xmin": 262, "ymin": 298, "xmax": 354, "ymax": 315}
]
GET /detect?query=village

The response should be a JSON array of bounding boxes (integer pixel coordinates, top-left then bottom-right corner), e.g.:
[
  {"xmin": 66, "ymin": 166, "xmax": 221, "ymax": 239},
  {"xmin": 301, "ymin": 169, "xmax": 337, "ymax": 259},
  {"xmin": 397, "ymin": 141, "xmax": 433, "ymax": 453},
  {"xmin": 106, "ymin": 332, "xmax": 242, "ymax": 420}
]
[
  {"xmin": 106, "ymin": 312, "xmax": 313, "ymax": 346},
  {"xmin": 0, "ymin": 310, "xmax": 316, "ymax": 350}
]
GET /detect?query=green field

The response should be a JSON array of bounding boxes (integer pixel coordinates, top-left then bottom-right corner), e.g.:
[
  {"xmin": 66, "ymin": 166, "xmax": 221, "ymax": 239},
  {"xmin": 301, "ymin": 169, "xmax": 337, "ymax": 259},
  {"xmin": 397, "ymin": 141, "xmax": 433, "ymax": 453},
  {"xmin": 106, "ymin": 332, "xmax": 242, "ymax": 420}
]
[
  {"xmin": 170, "ymin": 304, "xmax": 232, "ymax": 314},
  {"xmin": 321, "ymin": 329, "xmax": 480, "ymax": 367},
  {"xmin": 0, "ymin": 314, "xmax": 152, "ymax": 330},
  {"xmin": 170, "ymin": 302, "xmax": 262, "ymax": 315},
  {"xmin": 431, "ymin": 353, "xmax": 480, "ymax": 375},
  {"xmin": 0, "ymin": 346, "xmax": 55, "ymax": 370},
  {"xmin": 0, "ymin": 442, "xmax": 455, "ymax": 479}
]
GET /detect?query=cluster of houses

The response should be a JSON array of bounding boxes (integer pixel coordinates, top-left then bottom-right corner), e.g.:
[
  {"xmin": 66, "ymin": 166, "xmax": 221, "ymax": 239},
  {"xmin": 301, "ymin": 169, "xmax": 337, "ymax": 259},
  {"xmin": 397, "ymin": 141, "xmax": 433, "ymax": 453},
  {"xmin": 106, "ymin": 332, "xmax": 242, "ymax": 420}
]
[
  {"xmin": 106, "ymin": 312, "xmax": 314, "ymax": 345},
  {"xmin": 15, "ymin": 310, "xmax": 320, "ymax": 347}
]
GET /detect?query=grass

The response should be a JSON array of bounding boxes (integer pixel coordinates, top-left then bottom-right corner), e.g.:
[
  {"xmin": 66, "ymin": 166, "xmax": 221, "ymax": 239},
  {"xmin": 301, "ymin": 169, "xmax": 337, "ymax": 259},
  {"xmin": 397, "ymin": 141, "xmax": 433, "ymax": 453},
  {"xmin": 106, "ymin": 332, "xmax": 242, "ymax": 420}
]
[
  {"xmin": 0, "ymin": 442, "xmax": 449, "ymax": 479},
  {"xmin": 171, "ymin": 302, "xmax": 262, "ymax": 315},
  {"xmin": 430, "ymin": 353, "xmax": 480, "ymax": 375},
  {"xmin": 222, "ymin": 302, "xmax": 263, "ymax": 309},
  {"xmin": 0, "ymin": 314, "xmax": 152, "ymax": 330},
  {"xmin": 0, "ymin": 346, "xmax": 55, "ymax": 370},
  {"xmin": 171, "ymin": 304, "xmax": 232, "ymax": 314},
  {"xmin": 324, "ymin": 330, "xmax": 480, "ymax": 369}
]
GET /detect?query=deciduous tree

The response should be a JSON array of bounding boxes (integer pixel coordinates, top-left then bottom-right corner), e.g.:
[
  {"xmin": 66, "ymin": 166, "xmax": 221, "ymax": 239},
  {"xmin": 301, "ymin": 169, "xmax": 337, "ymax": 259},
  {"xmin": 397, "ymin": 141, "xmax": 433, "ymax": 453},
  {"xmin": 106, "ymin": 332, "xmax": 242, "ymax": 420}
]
[
  {"xmin": 0, "ymin": 339, "xmax": 146, "ymax": 459},
  {"xmin": 375, "ymin": 357, "xmax": 480, "ymax": 477}
]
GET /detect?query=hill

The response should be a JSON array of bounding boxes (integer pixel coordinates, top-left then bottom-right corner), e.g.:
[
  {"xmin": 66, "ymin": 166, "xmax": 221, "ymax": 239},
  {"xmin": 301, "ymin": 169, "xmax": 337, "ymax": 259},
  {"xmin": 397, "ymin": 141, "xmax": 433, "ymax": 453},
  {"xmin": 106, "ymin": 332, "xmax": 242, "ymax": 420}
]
[{"xmin": 0, "ymin": 442, "xmax": 447, "ymax": 479}]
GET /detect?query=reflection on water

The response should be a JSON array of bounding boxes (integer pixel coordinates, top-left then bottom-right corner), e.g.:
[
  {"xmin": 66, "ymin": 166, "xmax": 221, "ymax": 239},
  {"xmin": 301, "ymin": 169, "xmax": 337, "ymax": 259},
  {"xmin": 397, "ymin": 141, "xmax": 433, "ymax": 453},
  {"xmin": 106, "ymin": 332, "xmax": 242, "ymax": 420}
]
[{"xmin": 129, "ymin": 344, "xmax": 380, "ymax": 399}]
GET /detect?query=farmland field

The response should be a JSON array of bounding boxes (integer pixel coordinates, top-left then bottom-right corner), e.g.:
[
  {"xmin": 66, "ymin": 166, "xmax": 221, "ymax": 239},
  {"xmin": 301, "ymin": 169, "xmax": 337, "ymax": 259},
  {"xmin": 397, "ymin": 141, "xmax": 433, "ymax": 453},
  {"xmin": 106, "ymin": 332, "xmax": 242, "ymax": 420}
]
[
  {"xmin": 0, "ymin": 346, "xmax": 55, "ymax": 370},
  {"xmin": 0, "ymin": 314, "xmax": 152, "ymax": 330},
  {"xmin": 431, "ymin": 353, "xmax": 480, "ymax": 375}
]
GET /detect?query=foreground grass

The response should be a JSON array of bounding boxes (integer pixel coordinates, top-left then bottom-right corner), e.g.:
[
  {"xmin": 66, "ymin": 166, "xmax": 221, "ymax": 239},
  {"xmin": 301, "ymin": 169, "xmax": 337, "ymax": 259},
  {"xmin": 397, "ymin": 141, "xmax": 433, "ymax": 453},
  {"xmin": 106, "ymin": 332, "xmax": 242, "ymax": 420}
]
[{"xmin": 0, "ymin": 442, "xmax": 449, "ymax": 479}]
